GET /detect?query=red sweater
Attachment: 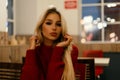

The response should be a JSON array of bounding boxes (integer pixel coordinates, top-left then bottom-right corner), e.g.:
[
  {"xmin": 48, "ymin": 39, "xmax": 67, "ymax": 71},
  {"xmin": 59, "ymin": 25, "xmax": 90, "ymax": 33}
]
[{"xmin": 20, "ymin": 44, "xmax": 78, "ymax": 80}]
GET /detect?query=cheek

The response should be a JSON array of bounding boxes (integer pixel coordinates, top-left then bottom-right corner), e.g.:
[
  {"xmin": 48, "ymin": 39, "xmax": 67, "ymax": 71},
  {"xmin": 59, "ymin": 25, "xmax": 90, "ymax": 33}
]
[
  {"xmin": 57, "ymin": 28, "xmax": 62, "ymax": 35},
  {"xmin": 42, "ymin": 27, "xmax": 47, "ymax": 33},
  {"xmin": 59, "ymin": 28, "xmax": 62, "ymax": 33},
  {"xmin": 42, "ymin": 30, "xmax": 49, "ymax": 37},
  {"xmin": 42, "ymin": 26, "xmax": 49, "ymax": 37},
  {"xmin": 42, "ymin": 24, "xmax": 49, "ymax": 33}
]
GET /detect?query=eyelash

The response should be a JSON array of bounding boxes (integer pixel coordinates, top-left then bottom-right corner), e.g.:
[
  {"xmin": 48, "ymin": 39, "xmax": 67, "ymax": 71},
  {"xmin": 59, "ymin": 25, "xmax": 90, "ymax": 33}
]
[
  {"xmin": 46, "ymin": 22, "xmax": 51, "ymax": 25},
  {"xmin": 56, "ymin": 23, "xmax": 61, "ymax": 27},
  {"xmin": 45, "ymin": 22, "xmax": 61, "ymax": 27}
]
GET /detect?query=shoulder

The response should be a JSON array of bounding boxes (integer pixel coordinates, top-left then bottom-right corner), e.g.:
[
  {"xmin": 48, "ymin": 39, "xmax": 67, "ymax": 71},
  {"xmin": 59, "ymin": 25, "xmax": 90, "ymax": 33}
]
[
  {"xmin": 72, "ymin": 44, "xmax": 79, "ymax": 52},
  {"xmin": 71, "ymin": 44, "xmax": 79, "ymax": 56},
  {"xmin": 71, "ymin": 44, "xmax": 79, "ymax": 62}
]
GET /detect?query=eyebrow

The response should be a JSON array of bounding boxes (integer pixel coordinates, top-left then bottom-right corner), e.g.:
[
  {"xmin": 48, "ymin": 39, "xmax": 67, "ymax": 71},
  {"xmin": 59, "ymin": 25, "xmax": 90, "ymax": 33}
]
[
  {"xmin": 45, "ymin": 19, "xmax": 52, "ymax": 21},
  {"xmin": 45, "ymin": 19, "xmax": 61, "ymax": 22}
]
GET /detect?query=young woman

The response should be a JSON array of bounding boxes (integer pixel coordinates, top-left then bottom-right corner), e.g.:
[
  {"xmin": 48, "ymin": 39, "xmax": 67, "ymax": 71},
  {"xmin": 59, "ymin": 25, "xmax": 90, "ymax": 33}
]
[{"xmin": 20, "ymin": 7, "xmax": 78, "ymax": 80}]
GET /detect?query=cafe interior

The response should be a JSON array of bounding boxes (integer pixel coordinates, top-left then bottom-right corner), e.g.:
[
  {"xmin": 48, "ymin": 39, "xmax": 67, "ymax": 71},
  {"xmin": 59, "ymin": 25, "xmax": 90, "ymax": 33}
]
[{"xmin": 0, "ymin": 0, "xmax": 120, "ymax": 80}]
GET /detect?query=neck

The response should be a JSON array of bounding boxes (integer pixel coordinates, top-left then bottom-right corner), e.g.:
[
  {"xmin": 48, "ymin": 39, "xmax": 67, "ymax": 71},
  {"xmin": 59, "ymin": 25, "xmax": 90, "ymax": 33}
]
[{"xmin": 43, "ymin": 39, "xmax": 54, "ymax": 46}]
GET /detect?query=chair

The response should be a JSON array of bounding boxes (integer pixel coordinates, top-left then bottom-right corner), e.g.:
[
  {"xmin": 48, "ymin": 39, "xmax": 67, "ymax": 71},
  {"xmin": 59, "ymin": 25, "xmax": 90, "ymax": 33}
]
[
  {"xmin": 0, "ymin": 62, "xmax": 23, "ymax": 80},
  {"xmin": 75, "ymin": 63, "xmax": 86, "ymax": 80},
  {"xmin": 82, "ymin": 50, "xmax": 104, "ymax": 79},
  {"xmin": 76, "ymin": 58, "xmax": 95, "ymax": 80}
]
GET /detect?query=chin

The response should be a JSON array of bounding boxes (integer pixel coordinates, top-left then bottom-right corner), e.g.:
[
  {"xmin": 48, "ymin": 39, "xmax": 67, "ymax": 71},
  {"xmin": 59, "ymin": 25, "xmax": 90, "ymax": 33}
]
[{"xmin": 50, "ymin": 37, "xmax": 58, "ymax": 41}]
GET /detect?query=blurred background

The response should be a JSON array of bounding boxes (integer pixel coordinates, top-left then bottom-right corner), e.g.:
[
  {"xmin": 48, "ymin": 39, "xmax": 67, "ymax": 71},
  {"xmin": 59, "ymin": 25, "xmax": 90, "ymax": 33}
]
[{"xmin": 0, "ymin": 0, "xmax": 120, "ymax": 80}]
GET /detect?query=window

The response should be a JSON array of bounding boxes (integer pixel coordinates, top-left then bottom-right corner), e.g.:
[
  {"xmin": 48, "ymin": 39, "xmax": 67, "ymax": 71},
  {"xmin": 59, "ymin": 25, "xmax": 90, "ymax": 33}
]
[
  {"xmin": 79, "ymin": 0, "xmax": 120, "ymax": 43},
  {"xmin": 7, "ymin": 0, "xmax": 15, "ymax": 35}
]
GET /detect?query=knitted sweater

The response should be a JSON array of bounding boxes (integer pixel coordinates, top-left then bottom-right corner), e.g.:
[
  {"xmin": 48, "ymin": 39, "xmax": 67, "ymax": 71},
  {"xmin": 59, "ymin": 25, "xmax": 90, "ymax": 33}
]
[{"xmin": 20, "ymin": 44, "xmax": 78, "ymax": 80}]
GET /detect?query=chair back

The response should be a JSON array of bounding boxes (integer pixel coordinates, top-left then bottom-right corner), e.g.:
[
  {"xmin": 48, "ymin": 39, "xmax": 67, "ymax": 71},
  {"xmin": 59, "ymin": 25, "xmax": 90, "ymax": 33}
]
[
  {"xmin": 76, "ymin": 58, "xmax": 95, "ymax": 80},
  {"xmin": 83, "ymin": 50, "xmax": 103, "ymax": 57},
  {"xmin": 0, "ymin": 62, "xmax": 23, "ymax": 80},
  {"xmin": 76, "ymin": 63, "xmax": 86, "ymax": 80},
  {"xmin": 82, "ymin": 50, "xmax": 104, "ymax": 77}
]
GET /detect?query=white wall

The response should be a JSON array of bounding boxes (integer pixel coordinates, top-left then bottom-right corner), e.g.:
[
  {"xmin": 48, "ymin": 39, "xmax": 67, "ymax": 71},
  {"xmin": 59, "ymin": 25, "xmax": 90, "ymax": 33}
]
[
  {"xmin": 16, "ymin": 0, "xmax": 37, "ymax": 35},
  {"xmin": 16, "ymin": 0, "xmax": 79, "ymax": 35},
  {"xmin": 0, "ymin": 0, "xmax": 7, "ymax": 32}
]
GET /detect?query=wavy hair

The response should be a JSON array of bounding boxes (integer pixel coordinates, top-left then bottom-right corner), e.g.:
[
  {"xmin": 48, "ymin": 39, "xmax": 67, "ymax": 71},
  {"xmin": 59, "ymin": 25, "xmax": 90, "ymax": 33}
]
[{"xmin": 34, "ymin": 7, "xmax": 75, "ymax": 80}]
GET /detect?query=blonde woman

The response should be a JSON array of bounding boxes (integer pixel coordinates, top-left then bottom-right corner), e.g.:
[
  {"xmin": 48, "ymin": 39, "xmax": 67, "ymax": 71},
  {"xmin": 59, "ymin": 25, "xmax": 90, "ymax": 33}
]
[{"xmin": 20, "ymin": 7, "xmax": 78, "ymax": 80}]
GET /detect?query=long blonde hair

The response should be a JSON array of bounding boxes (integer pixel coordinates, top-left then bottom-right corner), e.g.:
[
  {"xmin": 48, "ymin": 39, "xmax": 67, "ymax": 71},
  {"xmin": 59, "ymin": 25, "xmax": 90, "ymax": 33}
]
[{"xmin": 35, "ymin": 7, "xmax": 75, "ymax": 80}]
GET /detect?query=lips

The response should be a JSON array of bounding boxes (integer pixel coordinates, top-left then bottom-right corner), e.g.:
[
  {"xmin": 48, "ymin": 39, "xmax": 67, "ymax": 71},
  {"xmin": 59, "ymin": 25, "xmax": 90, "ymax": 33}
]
[{"xmin": 50, "ymin": 32, "xmax": 57, "ymax": 37}]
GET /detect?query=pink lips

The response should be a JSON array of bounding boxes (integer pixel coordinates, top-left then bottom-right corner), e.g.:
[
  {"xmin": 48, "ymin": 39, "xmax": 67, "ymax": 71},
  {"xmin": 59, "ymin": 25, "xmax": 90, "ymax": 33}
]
[{"xmin": 50, "ymin": 32, "xmax": 57, "ymax": 37}]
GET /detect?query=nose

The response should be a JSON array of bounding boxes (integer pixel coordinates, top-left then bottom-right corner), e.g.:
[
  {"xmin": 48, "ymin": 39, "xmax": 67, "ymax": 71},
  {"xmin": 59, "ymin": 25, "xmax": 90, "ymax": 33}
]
[{"xmin": 52, "ymin": 24, "xmax": 57, "ymax": 30}]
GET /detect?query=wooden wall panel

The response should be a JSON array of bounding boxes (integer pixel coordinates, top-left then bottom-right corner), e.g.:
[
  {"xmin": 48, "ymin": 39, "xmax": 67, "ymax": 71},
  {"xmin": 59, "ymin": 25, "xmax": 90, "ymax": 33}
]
[{"xmin": 78, "ymin": 43, "xmax": 120, "ymax": 56}]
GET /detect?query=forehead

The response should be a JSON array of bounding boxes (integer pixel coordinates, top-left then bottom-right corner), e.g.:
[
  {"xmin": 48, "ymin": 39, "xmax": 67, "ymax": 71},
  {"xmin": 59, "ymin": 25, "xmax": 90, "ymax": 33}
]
[{"xmin": 45, "ymin": 13, "xmax": 61, "ymax": 20}]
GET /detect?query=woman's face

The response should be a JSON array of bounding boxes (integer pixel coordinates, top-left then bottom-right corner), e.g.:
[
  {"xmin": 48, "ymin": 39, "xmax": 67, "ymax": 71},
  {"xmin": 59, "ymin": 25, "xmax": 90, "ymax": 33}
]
[{"xmin": 42, "ymin": 13, "xmax": 62, "ymax": 43}]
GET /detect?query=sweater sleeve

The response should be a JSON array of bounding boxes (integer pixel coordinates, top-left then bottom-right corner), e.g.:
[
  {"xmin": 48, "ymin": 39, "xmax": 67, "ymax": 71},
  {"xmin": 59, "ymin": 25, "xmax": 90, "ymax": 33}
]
[
  {"xmin": 46, "ymin": 46, "xmax": 65, "ymax": 80},
  {"xmin": 71, "ymin": 45, "xmax": 79, "ymax": 74},
  {"xmin": 46, "ymin": 45, "xmax": 79, "ymax": 80},
  {"xmin": 20, "ymin": 49, "xmax": 41, "ymax": 80}
]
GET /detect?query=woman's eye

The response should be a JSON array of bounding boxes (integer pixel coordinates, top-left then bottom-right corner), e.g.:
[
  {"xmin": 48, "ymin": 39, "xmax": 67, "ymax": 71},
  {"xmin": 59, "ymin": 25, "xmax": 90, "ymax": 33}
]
[
  {"xmin": 46, "ymin": 22, "xmax": 52, "ymax": 25},
  {"xmin": 56, "ymin": 23, "xmax": 61, "ymax": 27}
]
